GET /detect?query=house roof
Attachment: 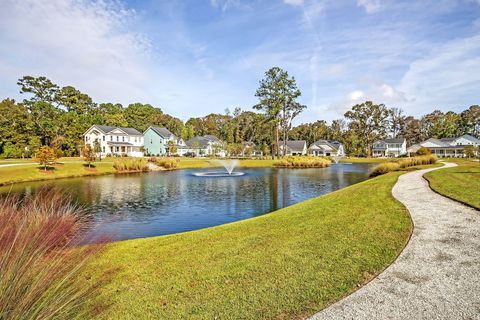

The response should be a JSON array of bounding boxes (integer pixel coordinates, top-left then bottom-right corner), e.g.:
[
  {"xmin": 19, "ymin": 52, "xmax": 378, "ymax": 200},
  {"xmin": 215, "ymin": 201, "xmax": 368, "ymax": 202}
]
[
  {"xmin": 185, "ymin": 136, "xmax": 211, "ymax": 148},
  {"xmin": 90, "ymin": 125, "xmax": 141, "ymax": 135},
  {"xmin": 279, "ymin": 140, "xmax": 306, "ymax": 152},
  {"xmin": 309, "ymin": 140, "xmax": 341, "ymax": 151},
  {"xmin": 459, "ymin": 134, "xmax": 480, "ymax": 144},
  {"xmin": 147, "ymin": 126, "xmax": 175, "ymax": 138},
  {"xmin": 203, "ymin": 135, "xmax": 222, "ymax": 143},
  {"xmin": 384, "ymin": 138, "xmax": 405, "ymax": 143},
  {"xmin": 107, "ymin": 141, "xmax": 133, "ymax": 146}
]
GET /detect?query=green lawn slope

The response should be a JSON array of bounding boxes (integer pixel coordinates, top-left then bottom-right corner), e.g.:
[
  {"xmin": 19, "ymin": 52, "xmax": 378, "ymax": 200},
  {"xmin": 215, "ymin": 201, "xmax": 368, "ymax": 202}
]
[
  {"xmin": 87, "ymin": 172, "xmax": 412, "ymax": 319},
  {"xmin": 424, "ymin": 159, "xmax": 480, "ymax": 209}
]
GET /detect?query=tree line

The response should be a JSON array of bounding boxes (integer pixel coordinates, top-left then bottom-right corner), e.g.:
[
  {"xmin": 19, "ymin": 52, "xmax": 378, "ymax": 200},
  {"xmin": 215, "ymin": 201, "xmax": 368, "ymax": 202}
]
[{"xmin": 0, "ymin": 71, "xmax": 478, "ymax": 158}]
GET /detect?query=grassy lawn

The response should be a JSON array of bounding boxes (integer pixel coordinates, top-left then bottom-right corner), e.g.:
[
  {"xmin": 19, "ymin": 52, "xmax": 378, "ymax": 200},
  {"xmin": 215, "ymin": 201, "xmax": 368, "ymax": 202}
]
[
  {"xmin": 0, "ymin": 161, "xmax": 116, "ymax": 186},
  {"xmin": 424, "ymin": 158, "xmax": 480, "ymax": 209},
  {"xmin": 86, "ymin": 171, "xmax": 412, "ymax": 319}
]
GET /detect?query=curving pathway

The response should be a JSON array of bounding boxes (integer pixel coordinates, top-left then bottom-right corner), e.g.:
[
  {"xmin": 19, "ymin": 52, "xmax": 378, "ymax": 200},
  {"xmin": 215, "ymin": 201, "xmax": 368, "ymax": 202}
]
[{"xmin": 311, "ymin": 162, "xmax": 480, "ymax": 320}]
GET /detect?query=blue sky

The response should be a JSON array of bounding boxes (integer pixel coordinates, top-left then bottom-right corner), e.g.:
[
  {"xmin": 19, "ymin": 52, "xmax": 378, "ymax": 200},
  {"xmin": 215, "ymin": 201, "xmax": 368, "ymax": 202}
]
[{"xmin": 0, "ymin": 0, "xmax": 479, "ymax": 124}]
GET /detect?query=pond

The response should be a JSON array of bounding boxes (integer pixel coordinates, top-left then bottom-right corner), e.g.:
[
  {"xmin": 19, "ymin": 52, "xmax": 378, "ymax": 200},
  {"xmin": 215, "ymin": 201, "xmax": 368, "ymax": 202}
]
[{"xmin": 1, "ymin": 163, "xmax": 374, "ymax": 242}]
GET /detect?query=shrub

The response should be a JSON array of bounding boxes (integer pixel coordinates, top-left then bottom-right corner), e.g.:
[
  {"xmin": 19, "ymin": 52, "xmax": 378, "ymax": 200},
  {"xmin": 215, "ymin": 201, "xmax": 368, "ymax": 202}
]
[
  {"xmin": 34, "ymin": 145, "xmax": 58, "ymax": 171},
  {"xmin": 0, "ymin": 187, "xmax": 105, "ymax": 319},
  {"xmin": 150, "ymin": 157, "xmax": 178, "ymax": 169},
  {"xmin": 416, "ymin": 147, "xmax": 432, "ymax": 156},
  {"xmin": 370, "ymin": 155, "xmax": 437, "ymax": 177},
  {"xmin": 274, "ymin": 156, "xmax": 331, "ymax": 168},
  {"xmin": 369, "ymin": 162, "xmax": 401, "ymax": 177},
  {"xmin": 113, "ymin": 158, "xmax": 149, "ymax": 172}
]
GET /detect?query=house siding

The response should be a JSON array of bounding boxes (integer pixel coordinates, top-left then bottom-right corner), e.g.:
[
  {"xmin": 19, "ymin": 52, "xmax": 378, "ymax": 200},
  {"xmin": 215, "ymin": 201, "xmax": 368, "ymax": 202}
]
[{"xmin": 143, "ymin": 128, "xmax": 167, "ymax": 156}]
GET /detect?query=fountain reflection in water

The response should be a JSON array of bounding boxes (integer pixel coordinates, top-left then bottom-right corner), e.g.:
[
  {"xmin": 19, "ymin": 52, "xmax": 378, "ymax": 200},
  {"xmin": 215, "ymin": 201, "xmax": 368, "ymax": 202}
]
[{"xmin": 193, "ymin": 159, "xmax": 245, "ymax": 177}]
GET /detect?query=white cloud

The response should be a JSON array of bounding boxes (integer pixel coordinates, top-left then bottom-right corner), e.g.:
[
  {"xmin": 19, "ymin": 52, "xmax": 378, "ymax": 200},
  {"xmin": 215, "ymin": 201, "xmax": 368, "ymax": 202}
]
[
  {"xmin": 0, "ymin": 0, "xmax": 152, "ymax": 104},
  {"xmin": 284, "ymin": 0, "xmax": 304, "ymax": 6},
  {"xmin": 357, "ymin": 0, "xmax": 382, "ymax": 13},
  {"xmin": 349, "ymin": 90, "xmax": 365, "ymax": 100},
  {"xmin": 398, "ymin": 34, "xmax": 480, "ymax": 114}
]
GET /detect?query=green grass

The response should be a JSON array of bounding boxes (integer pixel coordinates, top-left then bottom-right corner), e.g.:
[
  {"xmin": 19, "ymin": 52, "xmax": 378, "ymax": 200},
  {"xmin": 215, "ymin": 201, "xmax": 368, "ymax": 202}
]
[
  {"xmin": 87, "ymin": 172, "xmax": 412, "ymax": 319},
  {"xmin": 0, "ymin": 161, "xmax": 116, "ymax": 186},
  {"xmin": 339, "ymin": 157, "xmax": 392, "ymax": 163},
  {"xmin": 176, "ymin": 158, "xmax": 276, "ymax": 169},
  {"xmin": 424, "ymin": 159, "xmax": 480, "ymax": 209}
]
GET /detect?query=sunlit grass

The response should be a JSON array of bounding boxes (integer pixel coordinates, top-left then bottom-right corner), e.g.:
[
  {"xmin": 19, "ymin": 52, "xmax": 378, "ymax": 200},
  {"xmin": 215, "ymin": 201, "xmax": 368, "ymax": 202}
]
[
  {"xmin": 86, "ymin": 172, "xmax": 412, "ymax": 319},
  {"xmin": 424, "ymin": 158, "xmax": 480, "ymax": 209}
]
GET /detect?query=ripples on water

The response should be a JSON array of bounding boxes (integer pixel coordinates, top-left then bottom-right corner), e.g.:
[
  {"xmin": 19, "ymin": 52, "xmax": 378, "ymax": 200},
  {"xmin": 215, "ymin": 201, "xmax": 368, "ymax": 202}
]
[{"xmin": 1, "ymin": 163, "xmax": 374, "ymax": 242}]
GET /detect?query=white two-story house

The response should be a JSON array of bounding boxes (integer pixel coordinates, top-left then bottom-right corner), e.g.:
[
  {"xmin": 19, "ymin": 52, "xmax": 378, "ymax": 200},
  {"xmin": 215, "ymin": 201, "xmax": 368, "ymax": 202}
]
[
  {"xmin": 372, "ymin": 138, "xmax": 407, "ymax": 157},
  {"xmin": 83, "ymin": 125, "xmax": 144, "ymax": 157}
]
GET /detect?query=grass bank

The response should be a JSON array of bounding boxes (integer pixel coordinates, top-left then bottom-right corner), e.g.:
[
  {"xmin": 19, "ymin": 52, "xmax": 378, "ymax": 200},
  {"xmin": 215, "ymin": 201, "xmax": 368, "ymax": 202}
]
[
  {"xmin": 424, "ymin": 159, "xmax": 480, "ymax": 209},
  {"xmin": 87, "ymin": 171, "xmax": 412, "ymax": 319},
  {"xmin": 0, "ymin": 161, "xmax": 117, "ymax": 186}
]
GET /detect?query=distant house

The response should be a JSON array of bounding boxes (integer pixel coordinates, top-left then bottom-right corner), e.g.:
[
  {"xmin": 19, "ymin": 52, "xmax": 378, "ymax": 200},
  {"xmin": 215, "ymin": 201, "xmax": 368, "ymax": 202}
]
[
  {"xmin": 143, "ymin": 126, "xmax": 185, "ymax": 156},
  {"xmin": 239, "ymin": 142, "xmax": 263, "ymax": 157},
  {"xmin": 83, "ymin": 125, "xmax": 143, "ymax": 157},
  {"xmin": 372, "ymin": 138, "xmax": 407, "ymax": 157},
  {"xmin": 278, "ymin": 140, "xmax": 307, "ymax": 156},
  {"xmin": 185, "ymin": 135, "xmax": 226, "ymax": 157},
  {"xmin": 308, "ymin": 140, "xmax": 345, "ymax": 157},
  {"xmin": 407, "ymin": 134, "xmax": 480, "ymax": 158}
]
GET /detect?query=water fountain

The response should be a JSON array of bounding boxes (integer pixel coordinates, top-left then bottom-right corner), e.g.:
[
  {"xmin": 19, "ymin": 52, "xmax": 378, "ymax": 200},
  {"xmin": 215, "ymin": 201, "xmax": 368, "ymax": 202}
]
[
  {"xmin": 332, "ymin": 155, "xmax": 343, "ymax": 164},
  {"xmin": 193, "ymin": 159, "xmax": 245, "ymax": 177}
]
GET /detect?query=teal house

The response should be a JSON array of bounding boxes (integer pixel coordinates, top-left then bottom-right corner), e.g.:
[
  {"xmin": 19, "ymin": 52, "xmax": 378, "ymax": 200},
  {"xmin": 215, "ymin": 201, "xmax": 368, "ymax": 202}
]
[{"xmin": 143, "ymin": 126, "xmax": 185, "ymax": 156}]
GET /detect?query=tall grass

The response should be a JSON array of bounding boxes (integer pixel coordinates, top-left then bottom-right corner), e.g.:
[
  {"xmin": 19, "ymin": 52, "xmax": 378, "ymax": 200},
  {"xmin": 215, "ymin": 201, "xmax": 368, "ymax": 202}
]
[
  {"xmin": 370, "ymin": 155, "xmax": 437, "ymax": 177},
  {"xmin": 274, "ymin": 156, "xmax": 331, "ymax": 168},
  {"xmin": 149, "ymin": 157, "xmax": 178, "ymax": 169},
  {"xmin": 0, "ymin": 187, "xmax": 106, "ymax": 320},
  {"xmin": 113, "ymin": 158, "xmax": 149, "ymax": 172}
]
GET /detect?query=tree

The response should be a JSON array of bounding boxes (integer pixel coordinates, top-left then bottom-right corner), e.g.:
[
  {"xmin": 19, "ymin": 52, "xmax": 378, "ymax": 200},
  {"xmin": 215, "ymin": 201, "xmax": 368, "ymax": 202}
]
[
  {"xmin": 82, "ymin": 144, "xmax": 96, "ymax": 168},
  {"xmin": 400, "ymin": 116, "xmax": 422, "ymax": 146},
  {"xmin": 93, "ymin": 139, "xmax": 102, "ymax": 161},
  {"xmin": 167, "ymin": 140, "xmax": 177, "ymax": 156},
  {"xmin": 344, "ymin": 101, "xmax": 390, "ymax": 156},
  {"xmin": 124, "ymin": 103, "xmax": 162, "ymax": 132},
  {"xmin": 389, "ymin": 107, "xmax": 405, "ymax": 138},
  {"xmin": 34, "ymin": 146, "xmax": 57, "ymax": 171},
  {"xmin": 463, "ymin": 145, "xmax": 476, "ymax": 158},
  {"xmin": 17, "ymin": 76, "xmax": 59, "ymax": 103},
  {"xmin": 457, "ymin": 105, "xmax": 480, "ymax": 137},
  {"xmin": 416, "ymin": 147, "xmax": 432, "ymax": 156},
  {"xmin": 254, "ymin": 67, "xmax": 302, "ymax": 159},
  {"xmin": 290, "ymin": 120, "xmax": 329, "ymax": 145}
]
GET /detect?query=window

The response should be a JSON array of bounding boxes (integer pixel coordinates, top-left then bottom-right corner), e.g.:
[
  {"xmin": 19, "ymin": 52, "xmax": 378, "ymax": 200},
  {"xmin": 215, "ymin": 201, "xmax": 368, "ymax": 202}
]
[
  {"xmin": 134, "ymin": 137, "xmax": 137, "ymax": 143},
  {"xmin": 110, "ymin": 135, "xmax": 112, "ymax": 141},
  {"xmin": 103, "ymin": 136, "xmax": 105, "ymax": 141},
  {"xmin": 122, "ymin": 136, "xmax": 125, "ymax": 142},
  {"xmin": 102, "ymin": 146, "xmax": 105, "ymax": 152},
  {"xmin": 116, "ymin": 136, "xmax": 119, "ymax": 142}
]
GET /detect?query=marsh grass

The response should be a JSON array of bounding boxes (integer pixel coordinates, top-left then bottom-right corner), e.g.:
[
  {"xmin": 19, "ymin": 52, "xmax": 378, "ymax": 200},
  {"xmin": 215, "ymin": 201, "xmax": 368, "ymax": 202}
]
[
  {"xmin": 370, "ymin": 155, "xmax": 437, "ymax": 177},
  {"xmin": 113, "ymin": 158, "xmax": 149, "ymax": 172},
  {"xmin": 0, "ymin": 187, "xmax": 108, "ymax": 320},
  {"xmin": 149, "ymin": 157, "xmax": 178, "ymax": 169},
  {"xmin": 274, "ymin": 156, "xmax": 331, "ymax": 168}
]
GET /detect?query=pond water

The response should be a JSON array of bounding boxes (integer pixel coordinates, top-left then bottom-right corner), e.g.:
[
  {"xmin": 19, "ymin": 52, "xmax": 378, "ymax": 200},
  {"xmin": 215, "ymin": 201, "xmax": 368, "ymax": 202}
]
[{"xmin": 1, "ymin": 163, "xmax": 374, "ymax": 242}]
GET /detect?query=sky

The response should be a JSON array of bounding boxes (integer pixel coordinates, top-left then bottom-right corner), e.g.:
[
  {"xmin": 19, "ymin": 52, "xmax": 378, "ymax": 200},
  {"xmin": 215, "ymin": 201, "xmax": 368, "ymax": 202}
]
[{"xmin": 0, "ymin": 0, "xmax": 479, "ymax": 124}]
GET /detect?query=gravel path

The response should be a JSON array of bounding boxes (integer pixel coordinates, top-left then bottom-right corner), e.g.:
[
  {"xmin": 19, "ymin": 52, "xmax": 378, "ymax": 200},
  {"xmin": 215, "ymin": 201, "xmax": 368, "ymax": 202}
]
[{"xmin": 311, "ymin": 162, "xmax": 480, "ymax": 320}]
